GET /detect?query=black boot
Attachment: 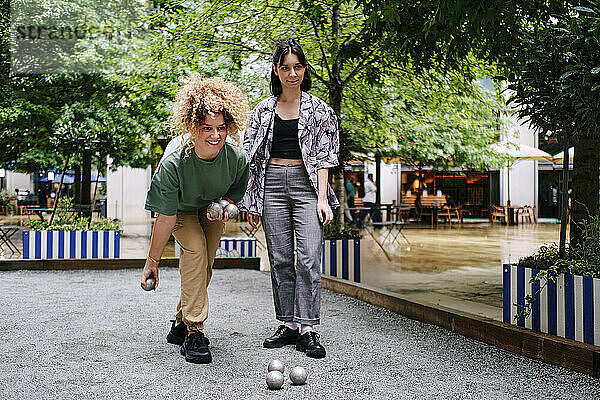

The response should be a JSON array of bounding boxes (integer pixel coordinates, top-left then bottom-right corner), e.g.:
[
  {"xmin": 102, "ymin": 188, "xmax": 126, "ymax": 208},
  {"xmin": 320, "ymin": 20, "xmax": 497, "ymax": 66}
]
[
  {"xmin": 166, "ymin": 320, "xmax": 188, "ymax": 345},
  {"xmin": 180, "ymin": 331, "xmax": 212, "ymax": 364},
  {"xmin": 263, "ymin": 325, "xmax": 300, "ymax": 348},
  {"xmin": 296, "ymin": 331, "xmax": 326, "ymax": 358}
]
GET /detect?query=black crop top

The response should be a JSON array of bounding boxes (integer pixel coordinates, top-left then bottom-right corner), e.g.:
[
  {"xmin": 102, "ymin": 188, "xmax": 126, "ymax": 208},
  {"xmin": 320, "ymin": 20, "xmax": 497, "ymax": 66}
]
[{"xmin": 271, "ymin": 113, "xmax": 302, "ymax": 159}]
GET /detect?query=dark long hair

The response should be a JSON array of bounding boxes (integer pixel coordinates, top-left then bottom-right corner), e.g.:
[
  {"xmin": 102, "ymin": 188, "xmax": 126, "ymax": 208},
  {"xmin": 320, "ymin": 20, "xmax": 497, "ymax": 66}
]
[{"xmin": 270, "ymin": 38, "xmax": 312, "ymax": 96}]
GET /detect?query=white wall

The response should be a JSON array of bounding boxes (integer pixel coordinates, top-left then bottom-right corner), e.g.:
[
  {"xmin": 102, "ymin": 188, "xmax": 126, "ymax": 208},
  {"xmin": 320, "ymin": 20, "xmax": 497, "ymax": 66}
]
[
  {"xmin": 364, "ymin": 161, "xmax": 401, "ymax": 204},
  {"xmin": 106, "ymin": 161, "xmax": 152, "ymax": 236},
  {"xmin": 6, "ymin": 171, "xmax": 33, "ymax": 192},
  {"xmin": 501, "ymin": 115, "xmax": 539, "ymax": 210}
]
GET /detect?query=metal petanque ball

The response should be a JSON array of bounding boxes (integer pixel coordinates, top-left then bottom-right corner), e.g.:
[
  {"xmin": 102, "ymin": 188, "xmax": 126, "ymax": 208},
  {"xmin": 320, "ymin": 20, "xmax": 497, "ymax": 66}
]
[
  {"xmin": 142, "ymin": 277, "xmax": 155, "ymax": 291},
  {"xmin": 224, "ymin": 203, "xmax": 239, "ymax": 220},
  {"xmin": 218, "ymin": 199, "xmax": 231, "ymax": 209},
  {"xmin": 266, "ymin": 370, "xmax": 284, "ymax": 390},
  {"xmin": 207, "ymin": 202, "xmax": 222, "ymax": 219},
  {"xmin": 289, "ymin": 366, "xmax": 307, "ymax": 385},
  {"xmin": 267, "ymin": 359, "xmax": 284, "ymax": 373}
]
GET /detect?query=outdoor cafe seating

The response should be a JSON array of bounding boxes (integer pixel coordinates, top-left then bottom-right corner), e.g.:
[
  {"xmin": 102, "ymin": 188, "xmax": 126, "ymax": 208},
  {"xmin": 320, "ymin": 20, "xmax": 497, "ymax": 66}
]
[
  {"xmin": 491, "ymin": 204, "xmax": 537, "ymax": 225},
  {"xmin": 401, "ymin": 193, "xmax": 463, "ymax": 226}
]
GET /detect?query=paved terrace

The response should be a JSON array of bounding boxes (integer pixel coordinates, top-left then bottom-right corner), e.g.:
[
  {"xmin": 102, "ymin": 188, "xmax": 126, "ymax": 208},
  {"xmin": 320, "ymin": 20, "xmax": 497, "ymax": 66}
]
[{"xmin": 1, "ymin": 267, "xmax": 598, "ymax": 399}]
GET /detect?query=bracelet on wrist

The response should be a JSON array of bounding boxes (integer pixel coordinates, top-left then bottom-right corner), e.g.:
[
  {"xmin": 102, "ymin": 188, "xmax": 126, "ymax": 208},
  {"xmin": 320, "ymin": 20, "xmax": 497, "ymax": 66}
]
[{"xmin": 147, "ymin": 256, "xmax": 160, "ymax": 263}]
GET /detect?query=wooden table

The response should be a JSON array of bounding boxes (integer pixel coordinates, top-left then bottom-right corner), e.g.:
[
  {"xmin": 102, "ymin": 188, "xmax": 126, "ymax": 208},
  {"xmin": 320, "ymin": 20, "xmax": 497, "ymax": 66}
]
[{"xmin": 504, "ymin": 205, "xmax": 524, "ymax": 226}]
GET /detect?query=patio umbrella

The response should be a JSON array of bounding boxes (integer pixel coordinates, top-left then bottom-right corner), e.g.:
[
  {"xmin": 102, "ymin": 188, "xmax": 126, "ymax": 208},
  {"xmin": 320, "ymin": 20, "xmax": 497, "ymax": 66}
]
[
  {"xmin": 552, "ymin": 147, "xmax": 574, "ymax": 163},
  {"xmin": 491, "ymin": 142, "xmax": 553, "ymax": 202},
  {"xmin": 491, "ymin": 142, "xmax": 554, "ymax": 162}
]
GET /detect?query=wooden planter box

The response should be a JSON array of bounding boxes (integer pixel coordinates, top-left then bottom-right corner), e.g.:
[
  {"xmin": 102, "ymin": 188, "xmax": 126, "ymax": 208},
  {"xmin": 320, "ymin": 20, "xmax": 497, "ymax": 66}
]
[
  {"xmin": 503, "ymin": 264, "xmax": 600, "ymax": 346},
  {"xmin": 23, "ymin": 230, "xmax": 121, "ymax": 259},
  {"xmin": 321, "ymin": 239, "xmax": 361, "ymax": 283},
  {"xmin": 174, "ymin": 237, "xmax": 257, "ymax": 258}
]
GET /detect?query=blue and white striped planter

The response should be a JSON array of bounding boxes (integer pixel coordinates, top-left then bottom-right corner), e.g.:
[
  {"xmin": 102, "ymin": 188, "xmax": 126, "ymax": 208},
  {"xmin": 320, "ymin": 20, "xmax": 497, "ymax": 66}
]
[
  {"xmin": 503, "ymin": 264, "xmax": 600, "ymax": 346},
  {"xmin": 321, "ymin": 239, "xmax": 361, "ymax": 283},
  {"xmin": 174, "ymin": 237, "xmax": 256, "ymax": 258},
  {"xmin": 23, "ymin": 230, "xmax": 121, "ymax": 259}
]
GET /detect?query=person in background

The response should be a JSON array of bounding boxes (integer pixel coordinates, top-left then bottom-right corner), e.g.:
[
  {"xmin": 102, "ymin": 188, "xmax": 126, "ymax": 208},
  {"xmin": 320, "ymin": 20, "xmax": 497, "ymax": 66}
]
[
  {"xmin": 345, "ymin": 176, "xmax": 355, "ymax": 222},
  {"xmin": 414, "ymin": 189, "xmax": 423, "ymax": 221},
  {"xmin": 443, "ymin": 193, "xmax": 457, "ymax": 209},
  {"xmin": 357, "ymin": 173, "xmax": 377, "ymax": 228}
]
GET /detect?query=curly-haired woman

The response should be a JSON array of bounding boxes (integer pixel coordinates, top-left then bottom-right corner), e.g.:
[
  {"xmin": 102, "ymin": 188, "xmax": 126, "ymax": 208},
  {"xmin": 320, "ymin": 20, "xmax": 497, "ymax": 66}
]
[
  {"xmin": 142, "ymin": 76, "xmax": 250, "ymax": 364},
  {"xmin": 241, "ymin": 38, "xmax": 340, "ymax": 359}
]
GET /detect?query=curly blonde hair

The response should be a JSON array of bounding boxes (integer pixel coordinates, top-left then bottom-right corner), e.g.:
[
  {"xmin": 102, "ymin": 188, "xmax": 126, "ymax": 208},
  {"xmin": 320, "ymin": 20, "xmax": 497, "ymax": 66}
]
[{"xmin": 170, "ymin": 75, "xmax": 249, "ymax": 155}]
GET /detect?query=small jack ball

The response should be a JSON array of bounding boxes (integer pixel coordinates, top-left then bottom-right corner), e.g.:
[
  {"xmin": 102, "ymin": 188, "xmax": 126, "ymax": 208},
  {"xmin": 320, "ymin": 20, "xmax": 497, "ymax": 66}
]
[
  {"xmin": 224, "ymin": 203, "xmax": 239, "ymax": 220},
  {"xmin": 143, "ymin": 277, "xmax": 155, "ymax": 291},
  {"xmin": 267, "ymin": 359, "xmax": 284, "ymax": 373},
  {"xmin": 289, "ymin": 366, "xmax": 307, "ymax": 385},
  {"xmin": 266, "ymin": 370, "xmax": 284, "ymax": 390},
  {"xmin": 207, "ymin": 202, "xmax": 223, "ymax": 219}
]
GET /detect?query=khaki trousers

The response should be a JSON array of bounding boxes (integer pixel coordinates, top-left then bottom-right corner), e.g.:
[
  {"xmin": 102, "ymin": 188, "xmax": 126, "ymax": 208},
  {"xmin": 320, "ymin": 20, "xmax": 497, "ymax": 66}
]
[{"xmin": 172, "ymin": 209, "xmax": 224, "ymax": 332}]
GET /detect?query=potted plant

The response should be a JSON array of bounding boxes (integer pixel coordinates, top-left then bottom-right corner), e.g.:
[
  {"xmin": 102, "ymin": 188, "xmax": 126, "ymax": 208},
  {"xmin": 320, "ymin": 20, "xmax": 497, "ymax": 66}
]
[
  {"xmin": 322, "ymin": 222, "xmax": 362, "ymax": 283},
  {"xmin": 503, "ymin": 215, "xmax": 600, "ymax": 346},
  {"xmin": 0, "ymin": 189, "xmax": 17, "ymax": 215},
  {"xmin": 22, "ymin": 198, "xmax": 121, "ymax": 259}
]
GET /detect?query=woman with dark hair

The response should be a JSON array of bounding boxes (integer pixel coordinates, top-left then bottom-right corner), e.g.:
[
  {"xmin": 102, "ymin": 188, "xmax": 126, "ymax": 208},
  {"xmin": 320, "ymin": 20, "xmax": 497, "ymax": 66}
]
[{"xmin": 241, "ymin": 38, "xmax": 340, "ymax": 359}]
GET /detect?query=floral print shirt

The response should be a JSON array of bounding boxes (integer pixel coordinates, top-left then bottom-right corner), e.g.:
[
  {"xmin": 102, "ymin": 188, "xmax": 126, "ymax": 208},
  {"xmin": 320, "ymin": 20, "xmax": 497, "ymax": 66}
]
[{"xmin": 240, "ymin": 91, "xmax": 340, "ymax": 215}]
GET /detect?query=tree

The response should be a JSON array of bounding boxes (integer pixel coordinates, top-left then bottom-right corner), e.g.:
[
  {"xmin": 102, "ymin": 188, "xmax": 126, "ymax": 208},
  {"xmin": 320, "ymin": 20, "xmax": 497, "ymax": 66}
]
[
  {"xmin": 507, "ymin": 3, "xmax": 600, "ymax": 251},
  {"xmin": 344, "ymin": 69, "xmax": 507, "ymax": 171},
  {"xmin": 358, "ymin": 0, "xmax": 571, "ymax": 72},
  {"xmin": 132, "ymin": 0, "xmax": 514, "ymax": 225},
  {"xmin": 0, "ymin": 0, "xmax": 162, "ymax": 209}
]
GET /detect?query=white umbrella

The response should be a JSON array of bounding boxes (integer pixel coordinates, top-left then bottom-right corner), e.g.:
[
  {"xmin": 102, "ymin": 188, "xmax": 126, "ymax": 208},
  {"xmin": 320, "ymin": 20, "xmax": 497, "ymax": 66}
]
[
  {"xmin": 552, "ymin": 147, "xmax": 574, "ymax": 163},
  {"xmin": 492, "ymin": 142, "xmax": 552, "ymax": 203},
  {"xmin": 491, "ymin": 142, "xmax": 553, "ymax": 161}
]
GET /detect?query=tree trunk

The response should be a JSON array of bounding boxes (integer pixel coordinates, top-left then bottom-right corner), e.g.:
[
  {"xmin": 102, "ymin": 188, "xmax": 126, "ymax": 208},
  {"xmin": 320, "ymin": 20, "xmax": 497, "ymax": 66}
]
[
  {"xmin": 73, "ymin": 166, "xmax": 81, "ymax": 204},
  {"xmin": 375, "ymin": 154, "xmax": 382, "ymax": 221},
  {"xmin": 329, "ymin": 3, "xmax": 345, "ymax": 225},
  {"xmin": 559, "ymin": 138, "xmax": 570, "ymax": 257},
  {"xmin": 570, "ymin": 136, "xmax": 600, "ymax": 245},
  {"xmin": 81, "ymin": 149, "xmax": 92, "ymax": 218}
]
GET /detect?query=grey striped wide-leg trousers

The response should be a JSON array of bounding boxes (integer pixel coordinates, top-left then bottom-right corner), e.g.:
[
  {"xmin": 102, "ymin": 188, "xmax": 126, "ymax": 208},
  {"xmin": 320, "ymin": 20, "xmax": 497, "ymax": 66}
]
[{"xmin": 262, "ymin": 164, "xmax": 323, "ymax": 325}]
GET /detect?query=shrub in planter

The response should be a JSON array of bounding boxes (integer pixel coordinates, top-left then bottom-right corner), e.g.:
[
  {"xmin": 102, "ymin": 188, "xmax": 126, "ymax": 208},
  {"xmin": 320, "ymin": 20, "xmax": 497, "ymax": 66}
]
[
  {"xmin": 322, "ymin": 223, "xmax": 362, "ymax": 283},
  {"xmin": 23, "ymin": 211, "xmax": 121, "ymax": 259},
  {"xmin": 504, "ymin": 215, "xmax": 600, "ymax": 345}
]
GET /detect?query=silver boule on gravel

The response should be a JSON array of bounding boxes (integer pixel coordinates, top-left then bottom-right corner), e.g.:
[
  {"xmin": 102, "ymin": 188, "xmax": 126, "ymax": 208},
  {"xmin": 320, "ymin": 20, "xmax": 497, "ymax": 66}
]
[
  {"xmin": 266, "ymin": 370, "xmax": 284, "ymax": 390},
  {"xmin": 267, "ymin": 359, "xmax": 284, "ymax": 373},
  {"xmin": 142, "ymin": 277, "xmax": 155, "ymax": 291},
  {"xmin": 218, "ymin": 199, "xmax": 231, "ymax": 209},
  {"xmin": 207, "ymin": 202, "xmax": 222, "ymax": 219},
  {"xmin": 289, "ymin": 366, "xmax": 307, "ymax": 385},
  {"xmin": 224, "ymin": 203, "xmax": 239, "ymax": 220}
]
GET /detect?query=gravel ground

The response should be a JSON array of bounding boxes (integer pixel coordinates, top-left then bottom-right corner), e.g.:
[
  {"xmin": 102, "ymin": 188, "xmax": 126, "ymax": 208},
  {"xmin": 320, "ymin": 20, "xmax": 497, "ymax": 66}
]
[{"xmin": 1, "ymin": 267, "xmax": 598, "ymax": 400}]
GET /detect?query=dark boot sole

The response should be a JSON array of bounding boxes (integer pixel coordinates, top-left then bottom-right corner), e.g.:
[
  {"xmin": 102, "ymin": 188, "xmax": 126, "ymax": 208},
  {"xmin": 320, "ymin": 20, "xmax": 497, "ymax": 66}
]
[
  {"xmin": 180, "ymin": 346, "xmax": 212, "ymax": 364},
  {"xmin": 296, "ymin": 343, "xmax": 326, "ymax": 359},
  {"xmin": 263, "ymin": 338, "xmax": 298, "ymax": 348}
]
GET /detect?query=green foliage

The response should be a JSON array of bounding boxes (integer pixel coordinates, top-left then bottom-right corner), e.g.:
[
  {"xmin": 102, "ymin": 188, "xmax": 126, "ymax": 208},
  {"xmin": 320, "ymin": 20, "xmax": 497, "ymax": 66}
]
[
  {"xmin": 24, "ymin": 197, "xmax": 121, "ymax": 231},
  {"xmin": 507, "ymin": 4, "xmax": 600, "ymax": 140},
  {"xmin": 323, "ymin": 222, "xmax": 361, "ymax": 240},
  {"xmin": 345, "ymin": 69, "xmax": 508, "ymax": 170},
  {"xmin": 518, "ymin": 215, "xmax": 600, "ymax": 277},
  {"xmin": 358, "ymin": 0, "xmax": 570, "ymax": 74},
  {"xmin": 0, "ymin": 189, "xmax": 17, "ymax": 208},
  {"xmin": 25, "ymin": 216, "xmax": 121, "ymax": 231}
]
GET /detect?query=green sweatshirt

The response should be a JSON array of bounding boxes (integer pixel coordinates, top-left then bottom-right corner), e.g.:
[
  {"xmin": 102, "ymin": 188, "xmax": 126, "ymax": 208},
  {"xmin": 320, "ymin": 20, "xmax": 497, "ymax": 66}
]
[{"xmin": 145, "ymin": 141, "xmax": 249, "ymax": 216}]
